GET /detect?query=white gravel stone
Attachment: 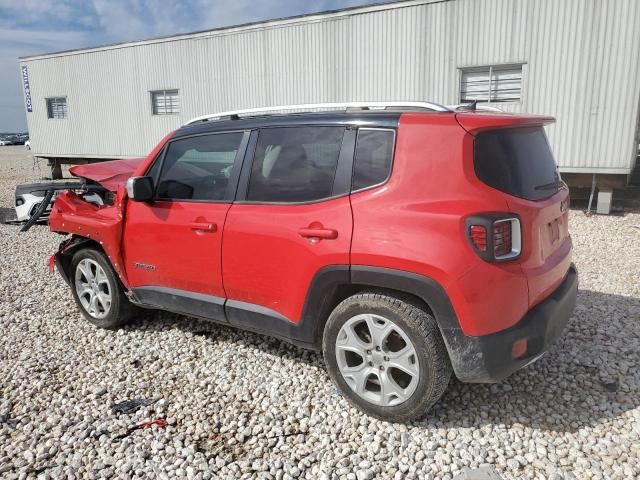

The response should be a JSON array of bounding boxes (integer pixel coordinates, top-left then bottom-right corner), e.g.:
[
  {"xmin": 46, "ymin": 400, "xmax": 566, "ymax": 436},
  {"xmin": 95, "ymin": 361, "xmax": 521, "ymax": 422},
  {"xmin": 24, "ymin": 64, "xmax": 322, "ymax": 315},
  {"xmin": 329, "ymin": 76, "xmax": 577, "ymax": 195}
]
[{"xmin": 0, "ymin": 145, "xmax": 639, "ymax": 480}]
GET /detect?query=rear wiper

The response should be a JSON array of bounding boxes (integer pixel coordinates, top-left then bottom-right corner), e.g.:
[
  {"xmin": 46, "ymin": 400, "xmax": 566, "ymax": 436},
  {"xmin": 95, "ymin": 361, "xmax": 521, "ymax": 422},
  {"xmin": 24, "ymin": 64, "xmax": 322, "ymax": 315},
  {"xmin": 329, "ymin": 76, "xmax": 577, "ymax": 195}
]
[{"xmin": 534, "ymin": 181, "xmax": 565, "ymax": 191}]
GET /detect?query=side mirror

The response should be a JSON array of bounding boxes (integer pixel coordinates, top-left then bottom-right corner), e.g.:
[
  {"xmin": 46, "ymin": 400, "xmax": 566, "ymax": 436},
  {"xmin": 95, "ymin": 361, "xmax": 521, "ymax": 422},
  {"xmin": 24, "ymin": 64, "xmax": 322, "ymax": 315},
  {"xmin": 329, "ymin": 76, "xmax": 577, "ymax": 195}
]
[{"xmin": 126, "ymin": 176, "xmax": 154, "ymax": 202}]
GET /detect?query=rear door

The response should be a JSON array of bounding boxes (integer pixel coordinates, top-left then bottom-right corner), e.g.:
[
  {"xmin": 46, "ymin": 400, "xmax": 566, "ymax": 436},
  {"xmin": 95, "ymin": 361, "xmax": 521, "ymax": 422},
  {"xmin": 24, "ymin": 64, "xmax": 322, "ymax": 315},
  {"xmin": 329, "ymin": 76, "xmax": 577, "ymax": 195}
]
[
  {"xmin": 123, "ymin": 130, "xmax": 249, "ymax": 316},
  {"xmin": 473, "ymin": 126, "xmax": 572, "ymax": 307},
  {"xmin": 222, "ymin": 126, "xmax": 355, "ymax": 329}
]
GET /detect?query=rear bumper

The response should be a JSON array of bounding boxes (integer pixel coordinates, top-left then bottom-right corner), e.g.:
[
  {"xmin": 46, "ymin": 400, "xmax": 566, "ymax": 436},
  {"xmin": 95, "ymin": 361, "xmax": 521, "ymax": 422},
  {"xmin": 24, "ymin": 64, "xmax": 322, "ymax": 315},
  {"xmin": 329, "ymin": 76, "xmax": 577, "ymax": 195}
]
[{"xmin": 444, "ymin": 264, "xmax": 578, "ymax": 383}]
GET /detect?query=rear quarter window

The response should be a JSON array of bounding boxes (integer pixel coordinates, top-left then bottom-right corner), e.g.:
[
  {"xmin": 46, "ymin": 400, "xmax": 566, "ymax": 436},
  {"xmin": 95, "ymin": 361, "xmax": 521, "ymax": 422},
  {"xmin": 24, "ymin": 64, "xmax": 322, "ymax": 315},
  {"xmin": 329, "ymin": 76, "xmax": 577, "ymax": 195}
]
[
  {"xmin": 474, "ymin": 127, "xmax": 561, "ymax": 201},
  {"xmin": 352, "ymin": 128, "xmax": 395, "ymax": 191}
]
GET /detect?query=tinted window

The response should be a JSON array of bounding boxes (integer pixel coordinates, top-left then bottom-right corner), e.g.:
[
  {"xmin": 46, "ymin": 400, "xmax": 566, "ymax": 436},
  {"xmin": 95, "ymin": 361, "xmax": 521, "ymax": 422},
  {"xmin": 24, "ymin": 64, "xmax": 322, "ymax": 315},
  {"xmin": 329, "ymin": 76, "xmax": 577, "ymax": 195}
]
[
  {"xmin": 145, "ymin": 150, "xmax": 164, "ymax": 182},
  {"xmin": 352, "ymin": 129, "xmax": 395, "ymax": 191},
  {"xmin": 475, "ymin": 127, "xmax": 561, "ymax": 201},
  {"xmin": 247, "ymin": 127, "xmax": 345, "ymax": 202},
  {"xmin": 156, "ymin": 132, "xmax": 243, "ymax": 201}
]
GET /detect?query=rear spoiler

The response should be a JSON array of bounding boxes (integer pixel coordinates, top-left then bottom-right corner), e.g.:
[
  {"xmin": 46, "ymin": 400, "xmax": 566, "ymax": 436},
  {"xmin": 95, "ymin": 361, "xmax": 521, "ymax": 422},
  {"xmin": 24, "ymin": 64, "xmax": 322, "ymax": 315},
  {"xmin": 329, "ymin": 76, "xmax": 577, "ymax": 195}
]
[{"xmin": 455, "ymin": 112, "xmax": 555, "ymax": 135}]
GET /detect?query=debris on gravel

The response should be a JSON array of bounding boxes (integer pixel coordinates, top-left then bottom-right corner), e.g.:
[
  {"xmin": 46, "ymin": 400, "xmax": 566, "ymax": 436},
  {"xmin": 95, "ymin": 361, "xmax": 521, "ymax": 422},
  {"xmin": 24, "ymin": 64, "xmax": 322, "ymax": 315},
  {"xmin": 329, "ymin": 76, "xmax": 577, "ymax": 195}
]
[
  {"xmin": 1, "ymin": 146, "xmax": 639, "ymax": 479},
  {"xmin": 112, "ymin": 399, "xmax": 156, "ymax": 416}
]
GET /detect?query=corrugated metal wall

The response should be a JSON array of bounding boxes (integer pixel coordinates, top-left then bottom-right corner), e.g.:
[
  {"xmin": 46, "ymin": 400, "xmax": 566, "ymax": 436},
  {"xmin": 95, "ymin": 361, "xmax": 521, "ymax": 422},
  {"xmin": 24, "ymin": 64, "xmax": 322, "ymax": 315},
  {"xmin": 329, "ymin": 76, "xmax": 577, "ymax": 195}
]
[{"xmin": 19, "ymin": 0, "xmax": 640, "ymax": 173}]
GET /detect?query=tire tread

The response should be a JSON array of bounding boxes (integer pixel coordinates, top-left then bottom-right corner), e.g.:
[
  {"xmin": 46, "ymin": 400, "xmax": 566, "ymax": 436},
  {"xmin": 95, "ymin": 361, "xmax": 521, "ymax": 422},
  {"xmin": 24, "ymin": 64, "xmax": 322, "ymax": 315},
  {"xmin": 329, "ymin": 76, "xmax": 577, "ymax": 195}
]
[{"xmin": 323, "ymin": 291, "xmax": 452, "ymax": 422}]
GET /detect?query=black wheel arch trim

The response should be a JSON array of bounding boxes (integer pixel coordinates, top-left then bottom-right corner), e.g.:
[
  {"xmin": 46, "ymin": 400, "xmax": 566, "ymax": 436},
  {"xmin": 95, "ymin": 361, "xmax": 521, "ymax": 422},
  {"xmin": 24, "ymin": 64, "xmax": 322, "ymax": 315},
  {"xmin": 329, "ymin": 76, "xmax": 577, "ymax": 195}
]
[
  {"xmin": 53, "ymin": 236, "xmax": 102, "ymax": 286},
  {"xmin": 348, "ymin": 265, "xmax": 460, "ymax": 331},
  {"xmin": 55, "ymin": 253, "xmax": 464, "ymax": 354}
]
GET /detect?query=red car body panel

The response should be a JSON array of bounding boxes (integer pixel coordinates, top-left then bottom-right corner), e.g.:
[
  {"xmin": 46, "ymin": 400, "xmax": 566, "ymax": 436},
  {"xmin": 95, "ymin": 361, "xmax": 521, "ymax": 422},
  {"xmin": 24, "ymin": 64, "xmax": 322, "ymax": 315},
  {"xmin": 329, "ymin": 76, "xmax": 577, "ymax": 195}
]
[
  {"xmin": 122, "ymin": 200, "xmax": 229, "ymax": 297},
  {"xmin": 70, "ymin": 158, "xmax": 144, "ymax": 191},
  {"xmin": 48, "ymin": 188, "xmax": 130, "ymax": 288},
  {"xmin": 222, "ymin": 197, "xmax": 353, "ymax": 323},
  {"xmin": 350, "ymin": 113, "xmax": 535, "ymax": 336},
  {"xmin": 507, "ymin": 190, "xmax": 572, "ymax": 308}
]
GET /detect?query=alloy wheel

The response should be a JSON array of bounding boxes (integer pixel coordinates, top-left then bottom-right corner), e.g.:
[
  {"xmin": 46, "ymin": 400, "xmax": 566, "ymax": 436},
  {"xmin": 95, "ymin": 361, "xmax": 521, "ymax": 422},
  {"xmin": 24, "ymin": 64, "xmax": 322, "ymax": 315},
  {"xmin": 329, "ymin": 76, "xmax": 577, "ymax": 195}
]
[
  {"xmin": 74, "ymin": 258, "xmax": 112, "ymax": 319},
  {"xmin": 335, "ymin": 314, "xmax": 420, "ymax": 406}
]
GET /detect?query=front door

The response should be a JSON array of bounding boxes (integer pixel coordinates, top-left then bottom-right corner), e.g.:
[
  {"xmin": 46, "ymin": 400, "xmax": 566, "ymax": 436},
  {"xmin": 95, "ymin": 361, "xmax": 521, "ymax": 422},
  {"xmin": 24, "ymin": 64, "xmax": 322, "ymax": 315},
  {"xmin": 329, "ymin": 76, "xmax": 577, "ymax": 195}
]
[
  {"xmin": 222, "ymin": 126, "xmax": 355, "ymax": 331},
  {"xmin": 123, "ymin": 130, "xmax": 249, "ymax": 317}
]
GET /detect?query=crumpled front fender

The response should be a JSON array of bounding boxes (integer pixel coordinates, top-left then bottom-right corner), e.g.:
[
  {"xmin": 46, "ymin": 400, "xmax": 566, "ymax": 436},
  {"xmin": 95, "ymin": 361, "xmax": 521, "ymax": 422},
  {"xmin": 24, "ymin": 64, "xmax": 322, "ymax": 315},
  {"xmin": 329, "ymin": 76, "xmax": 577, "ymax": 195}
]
[{"xmin": 48, "ymin": 185, "xmax": 130, "ymax": 290}]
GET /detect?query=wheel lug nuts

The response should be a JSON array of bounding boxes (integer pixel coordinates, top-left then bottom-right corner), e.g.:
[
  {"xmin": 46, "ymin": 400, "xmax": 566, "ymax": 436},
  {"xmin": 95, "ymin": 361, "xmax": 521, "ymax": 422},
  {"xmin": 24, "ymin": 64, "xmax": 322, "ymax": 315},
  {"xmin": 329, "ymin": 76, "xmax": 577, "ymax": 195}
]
[
  {"xmin": 379, "ymin": 365, "xmax": 384, "ymax": 371},
  {"xmin": 376, "ymin": 346, "xmax": 381, "ymax": 351},
  {"xmin": 366, "ymin": 350, "xmax": 371, "ymax": 355},
  {"xmin": 384, "ymin": 356, "xmax": 389, "ymax": 361}
]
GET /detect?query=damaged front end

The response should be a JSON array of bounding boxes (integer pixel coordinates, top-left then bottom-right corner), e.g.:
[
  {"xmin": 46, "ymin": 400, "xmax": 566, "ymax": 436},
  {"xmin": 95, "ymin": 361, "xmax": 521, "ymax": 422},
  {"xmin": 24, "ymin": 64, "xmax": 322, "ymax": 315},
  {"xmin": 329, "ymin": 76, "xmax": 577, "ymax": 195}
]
[
  {"xmin": 44, "ymin": 158, "xmax": 147, "ymax": 292},
  {"xmin": 17, "ymin": 181, "xmax": 109, "ymax": 231},
  {"xmin": 19, "ymin": 158, "xmax": 143, "ymax": 231},
  {"xmin": 44, "ymin": 132, "xmax": 173, "ymax": 292},
  {"xmin": 48, "ymin": 185, "xmax": 131, "ymax": 291}
]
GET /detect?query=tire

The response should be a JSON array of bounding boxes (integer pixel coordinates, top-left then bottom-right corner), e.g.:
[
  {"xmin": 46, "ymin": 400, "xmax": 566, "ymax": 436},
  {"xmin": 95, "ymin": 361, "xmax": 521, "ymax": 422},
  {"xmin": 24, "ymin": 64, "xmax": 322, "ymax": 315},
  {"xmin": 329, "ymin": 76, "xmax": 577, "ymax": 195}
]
[
  {"xmin": 69, "ymin": 248, "xmax": 136, "ymax": 329},
  {"xmin": 323, "ymin": 292, "xmax": 452, "ymax": 422}
]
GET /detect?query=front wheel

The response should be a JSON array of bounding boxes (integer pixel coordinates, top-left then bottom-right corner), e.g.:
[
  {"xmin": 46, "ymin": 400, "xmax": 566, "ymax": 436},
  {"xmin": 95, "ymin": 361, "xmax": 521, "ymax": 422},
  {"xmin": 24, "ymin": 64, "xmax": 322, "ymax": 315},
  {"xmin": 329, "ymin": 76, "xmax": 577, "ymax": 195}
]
[
  {"xmin": 323, "ymin": 292, "xmax": 452, "ymax": 422},
  {"xmin": 70, "ymin": 248, "xmax": 136, "ymax": 329}
]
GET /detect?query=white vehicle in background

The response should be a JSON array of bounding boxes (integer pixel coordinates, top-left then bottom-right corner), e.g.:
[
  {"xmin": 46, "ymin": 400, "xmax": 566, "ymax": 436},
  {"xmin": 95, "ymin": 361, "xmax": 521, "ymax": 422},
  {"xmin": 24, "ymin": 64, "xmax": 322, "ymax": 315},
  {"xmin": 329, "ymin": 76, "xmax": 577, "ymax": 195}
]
[
  {"xmin": 0, "ymin": 139, "xmax": 9, "ymax": 146},
  {"xmin": 14, "ymin": 181, "xmax": 104, "ymax": 225}
]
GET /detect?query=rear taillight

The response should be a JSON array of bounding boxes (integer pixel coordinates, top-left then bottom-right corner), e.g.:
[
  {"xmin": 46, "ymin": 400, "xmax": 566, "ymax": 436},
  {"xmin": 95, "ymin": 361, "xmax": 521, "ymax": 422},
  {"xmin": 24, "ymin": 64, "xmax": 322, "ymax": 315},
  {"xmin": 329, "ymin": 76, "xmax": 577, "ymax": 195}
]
[
  {"xmin": 469, "ymin": 225, "xmax": 488, "ymax": 252},
  {"xmin": 493, "ymin": 220, "xmax": 513, "ymax": 257},
  {"xmin": 466, "ymin": 215, "xmax": 521, "ymax": 262}
]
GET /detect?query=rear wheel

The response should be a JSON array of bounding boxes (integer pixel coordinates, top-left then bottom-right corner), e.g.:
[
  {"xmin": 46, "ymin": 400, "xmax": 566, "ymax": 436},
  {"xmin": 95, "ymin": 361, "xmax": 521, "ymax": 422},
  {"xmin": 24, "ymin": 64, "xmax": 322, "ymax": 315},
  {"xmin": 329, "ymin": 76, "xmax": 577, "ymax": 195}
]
[
  {"xmin": 70, "ymin": 248, "xmax": 136, "ymax": 328},
  {"xmin": 323, "ymin": 292, "xmax": 451, "ymax": 422}
]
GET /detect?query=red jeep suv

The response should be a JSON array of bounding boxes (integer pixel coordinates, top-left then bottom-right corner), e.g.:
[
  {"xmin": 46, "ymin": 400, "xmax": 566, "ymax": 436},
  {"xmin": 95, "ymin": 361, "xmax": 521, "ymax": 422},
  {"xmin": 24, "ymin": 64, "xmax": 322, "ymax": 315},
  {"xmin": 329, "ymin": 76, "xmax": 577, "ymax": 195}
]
[{"xmin": 48, "ymin": 102, "xmax": 577, "ymax": 422}]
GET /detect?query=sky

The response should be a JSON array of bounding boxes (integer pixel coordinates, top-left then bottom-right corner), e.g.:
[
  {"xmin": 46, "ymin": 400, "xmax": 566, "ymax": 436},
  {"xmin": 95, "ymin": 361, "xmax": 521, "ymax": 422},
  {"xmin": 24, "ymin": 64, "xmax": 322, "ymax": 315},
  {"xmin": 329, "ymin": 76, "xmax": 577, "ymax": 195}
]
[{"xmin": 0, "ymin": 0, "xmax": 385, "ymax": 132}]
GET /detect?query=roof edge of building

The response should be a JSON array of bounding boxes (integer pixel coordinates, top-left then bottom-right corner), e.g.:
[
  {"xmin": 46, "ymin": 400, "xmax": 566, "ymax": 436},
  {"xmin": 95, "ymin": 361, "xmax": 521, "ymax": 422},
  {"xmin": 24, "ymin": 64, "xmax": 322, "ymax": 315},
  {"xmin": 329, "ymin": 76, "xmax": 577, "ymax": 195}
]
[{"xmin": 18, "ymin": 0, "xmax": 451, "ymax": 62}]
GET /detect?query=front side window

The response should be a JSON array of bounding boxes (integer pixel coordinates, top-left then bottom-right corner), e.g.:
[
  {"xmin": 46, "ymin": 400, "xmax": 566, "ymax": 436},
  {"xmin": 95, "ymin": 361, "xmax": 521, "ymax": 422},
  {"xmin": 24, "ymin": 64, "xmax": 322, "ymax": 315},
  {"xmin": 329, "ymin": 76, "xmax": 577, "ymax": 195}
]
[
  {"xmin": 352, "ymin": 129, "xmax": 395, "ymax": 191},
  {"xmin": 156, "ymin": 132, "xmax": 244, "ymax": 201},
  {"xmin": 46, "ymin": 97, "xmax": 67, "ymax": 119},
  {"xmin": 460, "ymin": 64, "xmax": 523, "ymax": 103},
  {"xmin": 247, "ymin": 127, "xmax": 345, "ymax": 203},
  {"xmin": 151, "ymin": 89, "xmax": 180, "ymax": 115}
]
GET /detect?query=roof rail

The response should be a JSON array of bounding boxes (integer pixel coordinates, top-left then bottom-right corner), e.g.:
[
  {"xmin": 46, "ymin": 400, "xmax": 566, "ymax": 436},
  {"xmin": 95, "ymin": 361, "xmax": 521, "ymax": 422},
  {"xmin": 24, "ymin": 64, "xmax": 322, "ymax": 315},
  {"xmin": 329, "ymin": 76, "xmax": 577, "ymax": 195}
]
[{"xmin": 184, "ymin": 101, "xmax": 451, "ymax": 126}]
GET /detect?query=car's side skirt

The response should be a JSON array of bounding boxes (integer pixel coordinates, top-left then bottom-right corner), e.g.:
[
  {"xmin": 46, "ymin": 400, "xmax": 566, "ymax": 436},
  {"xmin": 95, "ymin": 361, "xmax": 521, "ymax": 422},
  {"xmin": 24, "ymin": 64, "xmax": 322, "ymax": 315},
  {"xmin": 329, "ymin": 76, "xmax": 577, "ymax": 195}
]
[
  {"xmin": 133, "ymin": 286, "xmax": 226, "ymax": 322},
  {"xmin": 130, "ymin": 286, "xmax": 318, "ymax": 349}
]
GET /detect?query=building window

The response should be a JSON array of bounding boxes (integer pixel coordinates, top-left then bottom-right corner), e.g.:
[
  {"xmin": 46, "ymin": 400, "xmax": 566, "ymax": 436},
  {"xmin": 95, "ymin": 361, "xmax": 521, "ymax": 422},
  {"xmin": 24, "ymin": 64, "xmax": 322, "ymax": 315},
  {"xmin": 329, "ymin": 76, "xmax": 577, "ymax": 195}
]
[
  {"xmin": 460, "ymin": 64, "xmax": 523, "ymax": 103},
  {"xmin": 151, "ymin": 89, "xmax": 180, "ymax": 115},
  {"xmin": 46, "ymin": 97, "xmax": 67, "ymax": 119}
]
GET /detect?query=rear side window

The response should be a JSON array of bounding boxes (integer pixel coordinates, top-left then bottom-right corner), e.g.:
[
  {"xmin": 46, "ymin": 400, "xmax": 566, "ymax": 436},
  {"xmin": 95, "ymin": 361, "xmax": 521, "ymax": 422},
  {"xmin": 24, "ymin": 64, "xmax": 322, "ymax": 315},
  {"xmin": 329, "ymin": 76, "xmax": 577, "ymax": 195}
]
[
  {"xmin": 156, "ymin": 132, "xmax": 244, "ymax": 201},
  {"xmin": 352, "ymin": 129, "xmax": 395, "ymax": 191},
  {"xmin": 247, "ymin": 127, "xmax": 345, "ymax": 203},
  {"xmin": 474, "ymin": 127, "xmax": 560, "ymax": 201}
]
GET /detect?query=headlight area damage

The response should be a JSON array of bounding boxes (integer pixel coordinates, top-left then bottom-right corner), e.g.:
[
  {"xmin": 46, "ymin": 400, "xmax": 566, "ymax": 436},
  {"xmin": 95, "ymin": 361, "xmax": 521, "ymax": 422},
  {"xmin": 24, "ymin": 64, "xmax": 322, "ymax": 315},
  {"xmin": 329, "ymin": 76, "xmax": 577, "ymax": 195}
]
[{"xmin": 46, "ymin": 157, "xmax": 146, "ymax": 295}]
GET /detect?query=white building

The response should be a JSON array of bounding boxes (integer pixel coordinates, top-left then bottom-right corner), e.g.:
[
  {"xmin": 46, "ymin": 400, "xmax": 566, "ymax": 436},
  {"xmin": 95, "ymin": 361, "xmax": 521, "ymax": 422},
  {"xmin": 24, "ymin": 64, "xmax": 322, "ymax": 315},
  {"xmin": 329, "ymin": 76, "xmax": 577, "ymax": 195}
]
[{"xmin": 18, "ymin": 0, "xmax": 640, "ymax": 189}]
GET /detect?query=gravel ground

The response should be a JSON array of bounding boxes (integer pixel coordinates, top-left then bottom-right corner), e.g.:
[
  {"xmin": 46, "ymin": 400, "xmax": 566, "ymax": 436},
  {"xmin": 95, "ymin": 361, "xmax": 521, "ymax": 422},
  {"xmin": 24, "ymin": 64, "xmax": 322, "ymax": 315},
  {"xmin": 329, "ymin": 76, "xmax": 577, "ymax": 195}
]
[{"xmin": 0, "ymin": 145, "xmax": 639, "ymax": 480}]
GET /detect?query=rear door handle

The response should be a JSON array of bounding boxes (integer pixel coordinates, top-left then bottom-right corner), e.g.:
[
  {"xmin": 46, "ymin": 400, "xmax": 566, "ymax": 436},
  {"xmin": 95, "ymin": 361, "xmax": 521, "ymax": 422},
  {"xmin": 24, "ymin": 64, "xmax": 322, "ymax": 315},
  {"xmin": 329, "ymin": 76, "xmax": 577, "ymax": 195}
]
[
  {"xmin": 189, "ymin": 222, "xmax": 217, "ymax": 232},
  {"xmin": 298, "ymin": 228, "xmax": 338, "ymax": 240}
]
